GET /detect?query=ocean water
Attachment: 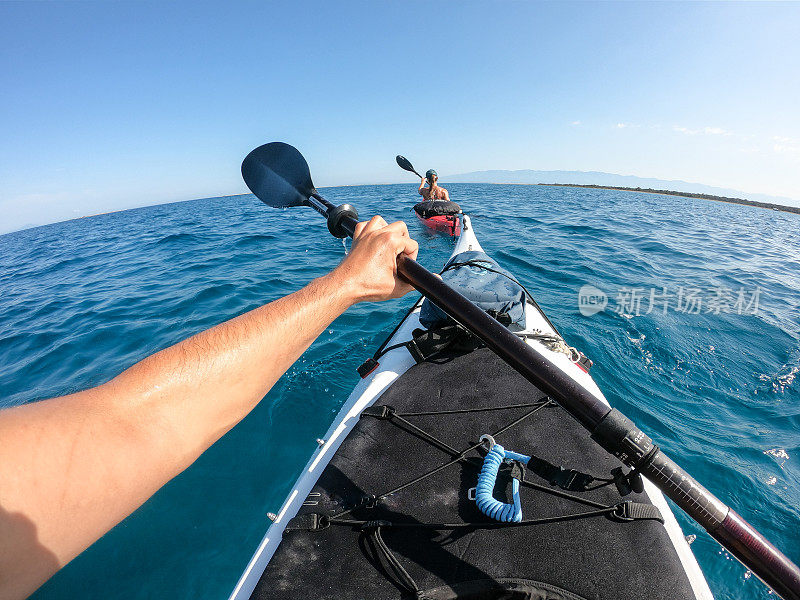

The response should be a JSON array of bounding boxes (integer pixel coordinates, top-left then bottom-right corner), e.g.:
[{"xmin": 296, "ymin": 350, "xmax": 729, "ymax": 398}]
[{"xmin": 1, "ymin": 184, "xmax": 798, "ymax": 600}]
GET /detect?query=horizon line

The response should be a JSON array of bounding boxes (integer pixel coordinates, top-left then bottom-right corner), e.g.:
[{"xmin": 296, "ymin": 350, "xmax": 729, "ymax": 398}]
[{"xmin": 4, "ymin": 179, "xmax": 799, "ymax": 237}]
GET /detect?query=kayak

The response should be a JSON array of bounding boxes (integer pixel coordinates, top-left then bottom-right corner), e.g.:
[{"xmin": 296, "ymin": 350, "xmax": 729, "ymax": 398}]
[
  {"xmin": 414, "ymin": 200, "xmax": 463, "ymax": 236},
  {"xmin": 234, "ymin": 141, "xmax": 800, "ymax": 600},
  {"xmin": 230, "ymin": 214, "xmax": 713, "ymax": 600}
]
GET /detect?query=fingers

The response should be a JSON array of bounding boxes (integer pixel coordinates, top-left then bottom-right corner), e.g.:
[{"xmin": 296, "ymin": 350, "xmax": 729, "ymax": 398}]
[
  {"xmin": 354, "ymin": 217, "xmax": 410, "ymax": 241},
  {"xmin": 398, "ymin": 236, "xmax": 418, "ymax": 261},
  {"xmin": 408, "ymin": 239, "xmax": 419, "ymax": 260},
  {"xmin": 353, "ymin": 215, "xmax": 388, "ymax": 242},
  {"xmin": 393, "ymin": 264, "xmax": 416, "ymax": 296},
  {"xmin": 353, "ymin": 215, "xmax": 417, "ymax": 260},
  {"xmin": 378, "ymin": 221, "xmax": 416, "ymax": 260},
  {"xmin": 362, "ymin": 215, "xmax": 388, "ymax": 234},
  {"xmin": 387, "ymin": 221, "xmax": 417, "ymax": 259},
  {"xmin": 382, "ymin": 220, "xmax": 410, "ymax": 238},
  {"xmin": 353, "ymin": 220, "xmax": 367, "ymax": 239},
  {"xmin": 337, "ymin": 214, "xmax": 421, "ymax": 302}
]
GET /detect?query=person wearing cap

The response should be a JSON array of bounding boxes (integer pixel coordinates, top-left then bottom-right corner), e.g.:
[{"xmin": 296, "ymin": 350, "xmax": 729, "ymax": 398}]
[{"xmin": 418, "ymin": 169, "xmax": 450, "ymax": 202}]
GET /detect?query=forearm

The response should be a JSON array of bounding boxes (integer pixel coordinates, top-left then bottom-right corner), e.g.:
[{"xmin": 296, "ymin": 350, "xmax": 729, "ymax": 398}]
[
  {"xmin": 0, "ymin": 214, "xmax": 417, "ymax": 599},
  {"xmin": 0, "ymin": 270, "xmax": 356, "ymax": 599},
  {"xmin": 112, "ymin": 270, "xmax": 357, "ymax": 464}
]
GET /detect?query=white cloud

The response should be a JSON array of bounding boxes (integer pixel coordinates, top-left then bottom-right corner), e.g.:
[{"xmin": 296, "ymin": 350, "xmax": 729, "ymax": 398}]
[
  {"xmin": 670, "ymin": 125, "xmax": 800, "ymax": 161},
  {"xmin": 673, "ymin": 125, "xmax": 732, "ymax": 136},
  {"xmin": 571, "ymin": 120, "xmax": 581, "ymax": 126},
  {"xmin": 616, "ymin": 122, "xmax": 630, "ymax": 129},
  {"xmin": 773, "ymin": 141, "xmax": 800, "ymax": 161},
  {"xmin": 773, "ymin": 135, "xmax": 798, "ymax": 145}
]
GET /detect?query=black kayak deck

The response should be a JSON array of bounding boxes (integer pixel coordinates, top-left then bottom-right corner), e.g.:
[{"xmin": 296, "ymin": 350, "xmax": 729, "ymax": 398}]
[{"xmin": 252, "ymin": 348, "xmax": 698, "ymax": 599}]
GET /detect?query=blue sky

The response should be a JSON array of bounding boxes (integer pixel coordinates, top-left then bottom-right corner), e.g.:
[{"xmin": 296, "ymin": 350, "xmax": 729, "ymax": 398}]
[{"xmin": 1, "ymin": 1, "xmax": 799, "ymax": 232}]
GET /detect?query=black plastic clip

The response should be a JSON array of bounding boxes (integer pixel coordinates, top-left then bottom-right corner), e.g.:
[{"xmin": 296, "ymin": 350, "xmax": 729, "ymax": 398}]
[
  {"xmin": 543, "ymin": 466, "xmax": 592, "ymax": 491},
  {"xmin": 611, "ymin": 467, "xmax": 645, "ymax": 496},
  {"xmin": 628, "ymin": 469, "xmax": 644, "ymax": 494},
  {"xmin": 576, "ymin": 351, "xmax": 593, "ymax": 372},
  {"xmin": 361, "ymin": 519, "xmax": 391, "ymax": 531},
  {"xmin": 285, "ymin": 513, "xmax": 330, "ymax": 532},
  {"xmin": 357, "ymin": 357, "xmax": 379, "ymax": 378}
]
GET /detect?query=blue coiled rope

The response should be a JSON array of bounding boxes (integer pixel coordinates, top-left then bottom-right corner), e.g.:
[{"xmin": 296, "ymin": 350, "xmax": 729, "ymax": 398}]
[{"xmin": 475, "ymin": 441, "xmax": 531, "ymax": 522}]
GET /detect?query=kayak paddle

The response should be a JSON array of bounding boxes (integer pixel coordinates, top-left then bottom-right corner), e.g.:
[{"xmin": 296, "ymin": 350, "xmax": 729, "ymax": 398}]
[
  {"xmin": 396, "ymin": 155, "xmax": 423, "ymax": 179},
  {"xmin": 241, "ymin": 142, "xmax": 800, "ymax": 600}
]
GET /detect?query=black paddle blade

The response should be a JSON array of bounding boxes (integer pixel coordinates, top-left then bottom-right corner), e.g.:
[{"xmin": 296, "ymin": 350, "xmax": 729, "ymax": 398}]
[
  {"xmin": 242, "ymin": 142, "xmax": 316, "ymax": 208},
  {"xmin": 396, "ymin": 155, "xmax": 421, "ymax": 177}
]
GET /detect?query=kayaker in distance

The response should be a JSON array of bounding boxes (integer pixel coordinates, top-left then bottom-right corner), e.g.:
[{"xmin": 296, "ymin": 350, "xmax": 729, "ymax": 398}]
[
  {"xmin": 0, "ymin": 216, "xmax": 418, "ymax": 600},
  {"xmin": 418, "ymin": 169, "xmax": 450, "ymax": 201}
]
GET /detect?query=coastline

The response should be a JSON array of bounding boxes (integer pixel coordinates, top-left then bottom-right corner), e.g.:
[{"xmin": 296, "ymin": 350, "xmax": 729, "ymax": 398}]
[
  {"xmin": 536, "ymin": 183, "xmax": 800, "ymax": 215},
  {"xmin": 7, "ymin": 181, "xmax": 797, "ymax": 237}
]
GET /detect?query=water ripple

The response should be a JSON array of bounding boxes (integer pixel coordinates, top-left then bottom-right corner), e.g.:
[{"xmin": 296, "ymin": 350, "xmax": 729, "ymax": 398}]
[{"xmin": 1, "ymin": 186, "xmax": 797, "ymax": 600}]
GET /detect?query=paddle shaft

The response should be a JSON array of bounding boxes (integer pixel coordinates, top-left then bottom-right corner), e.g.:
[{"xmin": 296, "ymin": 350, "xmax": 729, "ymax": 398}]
[{"xmin": 310, "ymin": 192, "xmax": 800, "ymax": 600}]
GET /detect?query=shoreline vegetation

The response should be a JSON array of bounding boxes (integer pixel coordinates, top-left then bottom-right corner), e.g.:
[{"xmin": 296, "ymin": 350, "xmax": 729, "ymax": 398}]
[{"xmin": 537, "ymin": 183, "xmax": 800, "ymax": 215}]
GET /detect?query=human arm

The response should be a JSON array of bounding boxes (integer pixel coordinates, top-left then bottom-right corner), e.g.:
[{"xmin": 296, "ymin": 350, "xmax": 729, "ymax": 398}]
[
  {"xmin": 418, "ymin": 177, "xmax": 427, "ymax": 196},
  {"xmin": 0, "ymin": 216, "xmax": 417, "ymax": 600},
  {"xmin": 441, "ymin": 187, "xmax": 450, "ymax": 201}
]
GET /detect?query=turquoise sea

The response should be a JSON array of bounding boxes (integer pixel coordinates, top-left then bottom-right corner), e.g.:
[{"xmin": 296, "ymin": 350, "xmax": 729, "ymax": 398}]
[{"xmin": 1, "ymin": 184, "xmax": 798, "ymax": 600}]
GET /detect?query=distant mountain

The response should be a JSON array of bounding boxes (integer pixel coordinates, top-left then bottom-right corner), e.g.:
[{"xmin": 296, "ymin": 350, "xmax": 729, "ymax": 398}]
[{"xmin": 444, "ymin": 169, "xmax": 800, "ymax": 209}]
